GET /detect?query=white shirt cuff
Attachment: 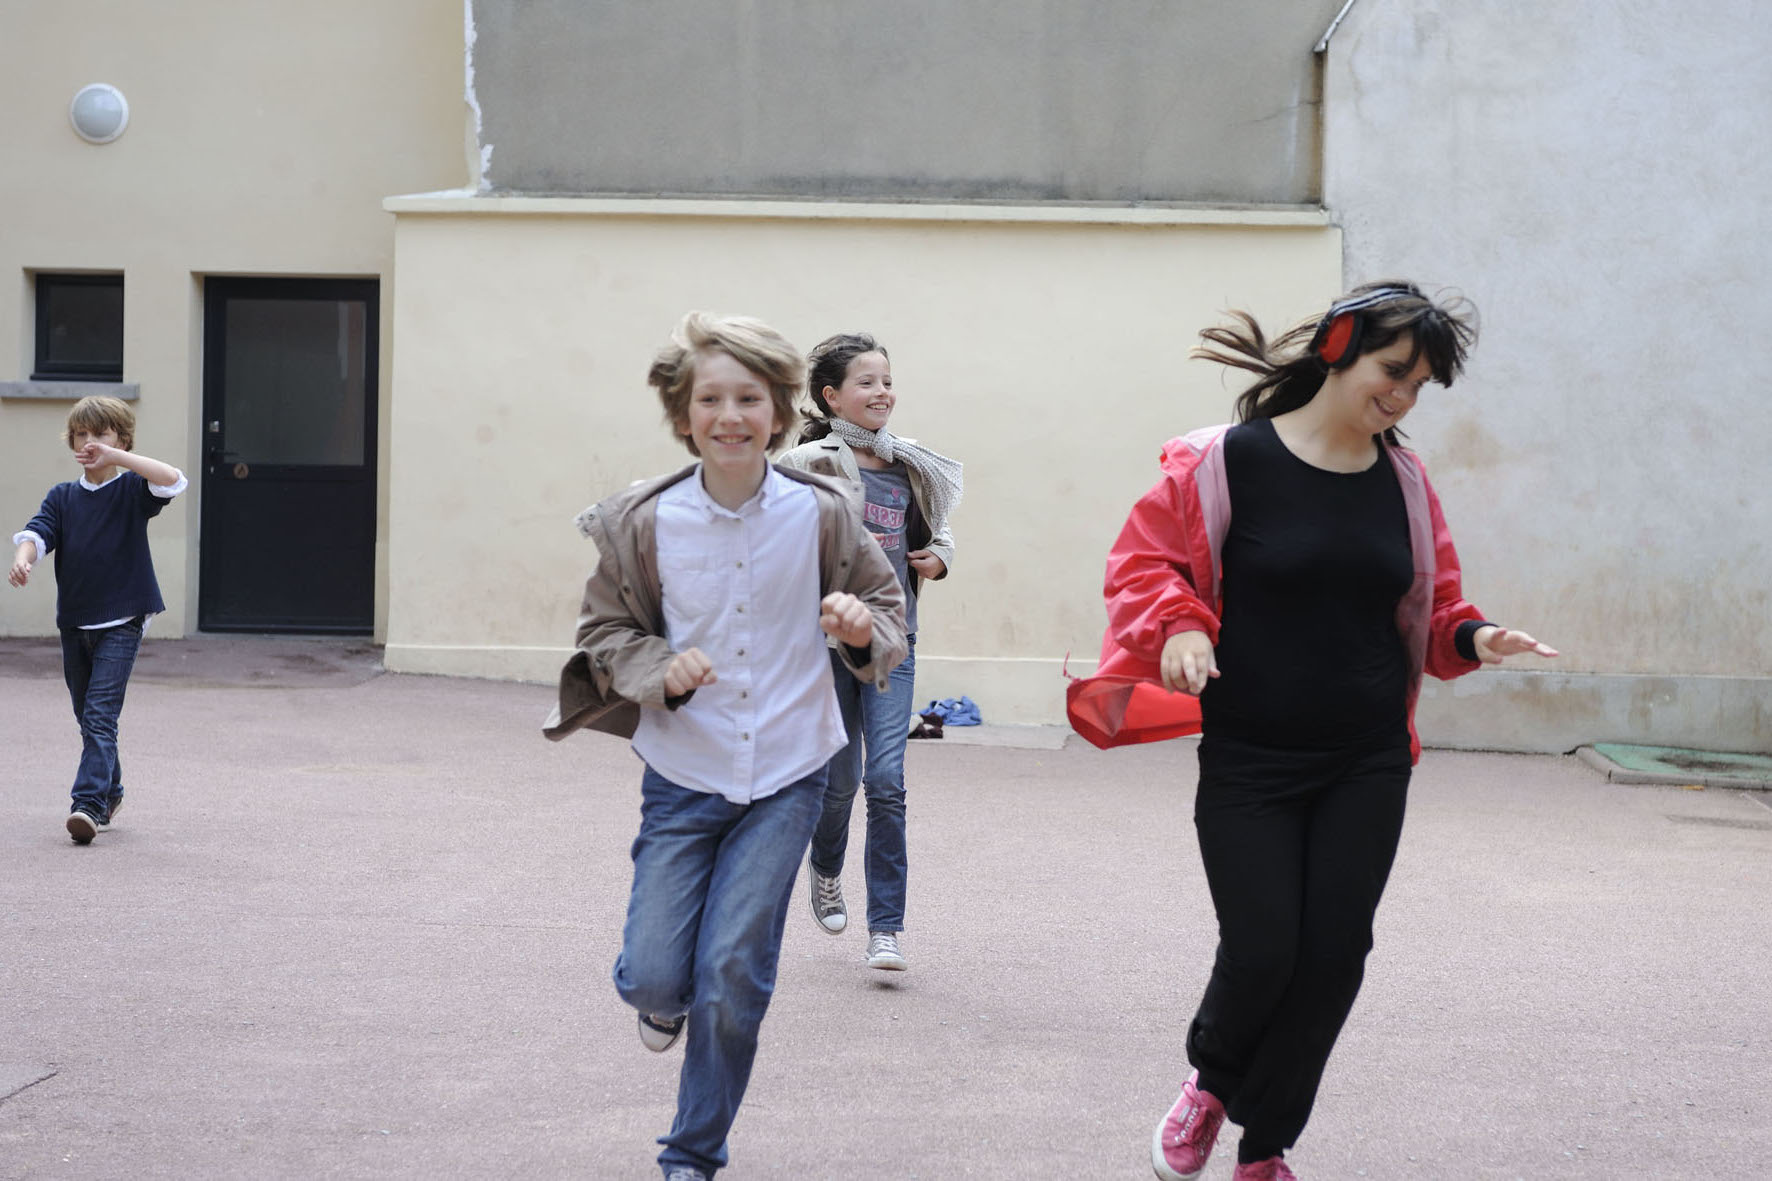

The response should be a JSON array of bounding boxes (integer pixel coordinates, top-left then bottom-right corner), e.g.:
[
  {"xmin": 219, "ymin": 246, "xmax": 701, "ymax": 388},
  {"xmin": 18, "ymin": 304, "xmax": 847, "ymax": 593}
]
[
  {"xmin": 150, "ymin": 471, "xmax": 189, "ymax": 498},
  {"xmin": 11, "ymin": 531, "xmax": 47, "ymax": 564}
]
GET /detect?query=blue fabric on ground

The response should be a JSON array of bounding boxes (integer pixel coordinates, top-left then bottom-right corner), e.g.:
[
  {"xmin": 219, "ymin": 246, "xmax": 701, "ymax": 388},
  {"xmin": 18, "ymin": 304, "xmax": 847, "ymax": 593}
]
[{"xmin": 921, "ymin": 696, "xmax": 981, "ymax": 726}]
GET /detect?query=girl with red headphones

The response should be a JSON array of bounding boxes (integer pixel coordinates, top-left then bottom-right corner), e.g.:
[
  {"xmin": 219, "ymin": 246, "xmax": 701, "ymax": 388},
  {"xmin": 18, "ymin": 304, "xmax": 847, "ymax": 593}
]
[{"xmin": 1073, "ymin": 282, "xmax": 1556, "ymax": 1181}]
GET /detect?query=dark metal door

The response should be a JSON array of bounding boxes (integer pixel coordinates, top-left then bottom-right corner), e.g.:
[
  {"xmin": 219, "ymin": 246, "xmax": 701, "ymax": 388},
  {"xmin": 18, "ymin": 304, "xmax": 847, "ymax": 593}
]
[{"xmin": 199, "ymin": 278, "xmax": 378, "ymax": 633}]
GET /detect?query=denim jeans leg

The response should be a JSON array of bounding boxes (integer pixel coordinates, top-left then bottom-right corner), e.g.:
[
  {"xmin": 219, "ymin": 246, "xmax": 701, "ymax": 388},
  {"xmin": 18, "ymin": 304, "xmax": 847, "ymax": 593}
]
[
  {"xmin": 646, "ymin": 768, "xmax": 825, "ymax": 1177},
  {"xmin": 808, "ymin": 647, "xmax": 865, "ymax": 879},
  {"xmin": 612, "ymin": 767, "xmax": 728, "ymax": 1022},
  {"xmin": 859, "ymin": 637, "xmax": 915, "ymax": 932},
  {"xmin": 60, "ymin": 620, "xmax": 142, "ymax": 821}
]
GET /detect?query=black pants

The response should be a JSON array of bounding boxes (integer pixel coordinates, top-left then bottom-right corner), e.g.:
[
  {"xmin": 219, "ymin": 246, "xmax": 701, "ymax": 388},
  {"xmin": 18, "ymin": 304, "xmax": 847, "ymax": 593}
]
[{"xmin": 1187, "ymin": 733, "xmax": 1412, "ymax": 1161}]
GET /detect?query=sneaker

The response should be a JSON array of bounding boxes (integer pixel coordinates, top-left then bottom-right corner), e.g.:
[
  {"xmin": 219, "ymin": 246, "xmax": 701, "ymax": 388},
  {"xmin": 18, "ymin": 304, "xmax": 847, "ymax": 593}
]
[
  {"xmin": 1151, "ymin": 1070, "xmax": 1225, "ymax": 1181},
  {"xmin": 638, "ymin": 1012, "xmax": 685, "ymax": 1053},
  {"xmin": 106, "ymin": 788, "xmax": 124, "ymax": 822},
  {"xmin": 66, "ymin": 810, "xmax": 107, "ymax": 845},
  {"xmin": 809, "ymin": 868, "xmax": 847, "ymax": 934},
  {"xmin": 663, "ymin": 1168, "xmax": 709, "ymax": 1181},
  {"xmin": 1231, "ymin": 1158, "xmax": 1298, "ymax": 1181},
  {"xmin": 865, "ymin": 930, "xmax": 907, "ymax": 971}
]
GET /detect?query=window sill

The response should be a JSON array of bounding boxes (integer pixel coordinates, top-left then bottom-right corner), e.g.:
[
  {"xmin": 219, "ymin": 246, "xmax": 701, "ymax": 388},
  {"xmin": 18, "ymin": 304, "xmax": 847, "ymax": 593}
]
[{"xmin": 0, "ymin": 381, "xmax": 139, "ymax": 401}]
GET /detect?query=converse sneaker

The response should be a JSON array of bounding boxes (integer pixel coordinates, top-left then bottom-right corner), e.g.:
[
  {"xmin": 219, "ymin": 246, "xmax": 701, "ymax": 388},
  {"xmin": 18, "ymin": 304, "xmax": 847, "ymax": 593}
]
[
  {"xmin": 1151, "ymin": 1070, "xmax": 1225, "ymax": 1181},
  {"xmin": 1231, "ymin": 1157, "xmax": 1298, "ymax": 1181},
  {"xmin": 809, "ymin": 868, "xmax": 847, "ymax": 934},
  {"xmin": 638, "ymin": 1012, "xmax": 685, "ymax": 1052},
  {"xmin": 66, "ymin": 810, "xmax": 107, "ymax": 845},
  {"xmin": 865, "ymin": 930, "xmax": 907, "ymax": 971}
]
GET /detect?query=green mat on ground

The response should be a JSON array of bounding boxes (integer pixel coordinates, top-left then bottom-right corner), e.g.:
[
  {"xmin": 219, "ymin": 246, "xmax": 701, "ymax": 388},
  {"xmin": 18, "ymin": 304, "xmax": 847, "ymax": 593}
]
[{"xmin": 1592, "ymin": 743, "xmax": 1772, "ymax": 781}]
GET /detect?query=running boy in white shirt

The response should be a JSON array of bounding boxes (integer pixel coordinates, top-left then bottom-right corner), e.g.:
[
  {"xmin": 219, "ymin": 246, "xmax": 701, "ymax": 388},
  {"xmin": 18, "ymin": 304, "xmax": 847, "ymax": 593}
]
[{"xmin": 544, "ymin": 312, "xmax": 907, "ymax": 1181}]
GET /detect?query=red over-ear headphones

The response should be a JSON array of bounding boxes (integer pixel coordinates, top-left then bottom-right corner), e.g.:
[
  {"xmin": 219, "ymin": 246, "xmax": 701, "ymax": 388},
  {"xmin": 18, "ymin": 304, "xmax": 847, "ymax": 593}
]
[{"xmin": 1309, "ymin": 287, "xmax": 1415, "ymax": 369}]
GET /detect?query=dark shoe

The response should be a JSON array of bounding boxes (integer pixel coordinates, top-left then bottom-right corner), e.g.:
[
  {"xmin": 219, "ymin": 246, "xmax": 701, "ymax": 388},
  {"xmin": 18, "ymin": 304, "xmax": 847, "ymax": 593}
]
[
  {"xmin": 106, "ymin": 788, "xmax": 124, "ymax": 822},
  {"xmin": 638, "ymin": 1012, "xmax": 685, "ymax": 1052},
  {"xmin": 66, "ymin": 810, "xmax": 107, "ymax": 845},
  {"xmin": 663, "ymin": 1168, "xmax": 710, "ymax": 1181}
]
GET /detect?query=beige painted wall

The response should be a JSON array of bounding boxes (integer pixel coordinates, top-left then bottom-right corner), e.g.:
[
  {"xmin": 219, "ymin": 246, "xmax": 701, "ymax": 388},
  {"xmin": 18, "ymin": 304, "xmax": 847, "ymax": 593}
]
[
  {"xmin": 383, "ymin": 197, "xmax": 1340, "ymax": 723},
  {"xmin": 0, "ymin": 2, "xmax": 466, "ymax": 639}
]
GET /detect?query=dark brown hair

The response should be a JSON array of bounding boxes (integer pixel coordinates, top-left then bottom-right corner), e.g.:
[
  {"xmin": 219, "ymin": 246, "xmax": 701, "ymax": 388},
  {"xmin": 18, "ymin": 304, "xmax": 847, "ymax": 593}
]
[
  {"xmin": 1193, "ymin": 281, "xmax": 1478, "ymax": 445},
  {"xmin": 796, "ymin": 332, "xmax": 889, "ymax": 444}
]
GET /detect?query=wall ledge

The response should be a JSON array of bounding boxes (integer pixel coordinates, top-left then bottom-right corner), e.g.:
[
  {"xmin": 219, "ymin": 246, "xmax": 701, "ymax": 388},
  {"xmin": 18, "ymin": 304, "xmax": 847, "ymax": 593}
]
[
  {"xmin": 1, "ymin": 381, "xmax": 139, "ymax": 401},
  {"xmin": 384, "ymin": 643, "xmax": 1772, "ymax": 751},
  {"xmin": 382, "ymin": 192, "xmax": 1331, "ymax": 228}
]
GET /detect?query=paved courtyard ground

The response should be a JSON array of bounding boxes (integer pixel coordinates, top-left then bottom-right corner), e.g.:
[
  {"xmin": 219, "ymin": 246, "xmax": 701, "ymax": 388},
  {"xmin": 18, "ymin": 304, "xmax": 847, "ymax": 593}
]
[{"xmin": 1, "ymin": 636, "xmax": 1768, "ymax": 1179}]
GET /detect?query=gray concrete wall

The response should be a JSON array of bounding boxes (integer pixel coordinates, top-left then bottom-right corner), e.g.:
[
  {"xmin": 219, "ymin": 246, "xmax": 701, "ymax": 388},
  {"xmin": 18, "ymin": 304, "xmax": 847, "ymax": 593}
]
[
  {"xmin": 470, "ymin": 0, "xmax": 1349, "ymax": 202},
  {"xmin": 1324, "ymin": 0, "xmax": 1772, "ymax": 750}
]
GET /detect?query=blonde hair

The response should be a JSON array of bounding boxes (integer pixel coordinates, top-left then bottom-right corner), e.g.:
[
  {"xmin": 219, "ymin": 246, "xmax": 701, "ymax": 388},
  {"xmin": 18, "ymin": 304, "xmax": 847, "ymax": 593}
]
[
  {"xmin": 64, "ymin": 395, "xmax": 135, "ymax": 451},
  {"xmin": 649, "ymin": 312, "xmax": 804, "ymax": 455}
]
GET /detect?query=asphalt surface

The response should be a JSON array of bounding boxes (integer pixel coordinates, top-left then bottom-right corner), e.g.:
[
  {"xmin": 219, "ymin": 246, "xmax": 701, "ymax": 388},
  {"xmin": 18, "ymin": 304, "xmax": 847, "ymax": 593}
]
[{"xmin": 1, "ymin": 635, "xmax": 1768, "ymax": 1180}]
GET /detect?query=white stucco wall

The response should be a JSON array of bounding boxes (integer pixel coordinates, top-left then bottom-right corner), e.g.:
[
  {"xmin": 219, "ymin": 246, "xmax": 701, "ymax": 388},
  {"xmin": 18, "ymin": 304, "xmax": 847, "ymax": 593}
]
[
  {"xmin": 381, "ymin": 197, "xmax": 1340, "ymax": 723},
  {"xmin": 1323, "ymin": 0, "xmax": 1772, "ymax": 751}
]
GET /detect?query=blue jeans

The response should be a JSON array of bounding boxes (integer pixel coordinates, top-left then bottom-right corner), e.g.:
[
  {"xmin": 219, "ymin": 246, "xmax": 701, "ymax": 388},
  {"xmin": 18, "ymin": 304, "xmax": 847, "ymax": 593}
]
[
  {"xmin": 808, "ymin": 636, "xmax": 915, "ymax": 932},
  {"xmin": 613, "ymin": 764, "xmax": 827, "ymax": 1178},
  {"xmin": 60, "ymin": 618, "xmax": 144, "ymax": 822}
]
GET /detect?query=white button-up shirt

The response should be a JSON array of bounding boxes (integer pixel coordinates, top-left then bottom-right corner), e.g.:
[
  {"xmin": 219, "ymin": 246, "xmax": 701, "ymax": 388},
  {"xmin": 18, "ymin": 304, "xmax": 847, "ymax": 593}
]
[{"xmin": 631, "ymin": 466, "xmax": 849, "ymax": 804}]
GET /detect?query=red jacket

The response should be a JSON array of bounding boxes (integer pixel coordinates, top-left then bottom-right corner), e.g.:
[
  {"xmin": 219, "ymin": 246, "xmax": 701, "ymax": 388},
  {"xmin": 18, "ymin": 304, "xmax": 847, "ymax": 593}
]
[{"xmin": 1068, "ymin": 425, "xmax": 1486, "ymax": 762}]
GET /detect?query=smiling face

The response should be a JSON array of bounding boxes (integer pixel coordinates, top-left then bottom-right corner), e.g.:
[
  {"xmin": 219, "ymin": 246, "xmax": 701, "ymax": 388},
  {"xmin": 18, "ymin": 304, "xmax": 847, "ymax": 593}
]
[
  {"xmin": 822, "ymin": 350, "xmax": 894, "ymax": 432},
  {"xmin": 679, "ymin": 349, "xmax": 785, "ymax": 478},
  {"xmin": 1329, "ymin": 335, "xmax": 1435, "ymax": 435}
]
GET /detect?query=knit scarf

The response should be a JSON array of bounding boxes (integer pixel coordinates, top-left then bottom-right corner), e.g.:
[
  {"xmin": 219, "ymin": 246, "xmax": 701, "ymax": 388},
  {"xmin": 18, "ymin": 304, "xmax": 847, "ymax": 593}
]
[{"xmin": 825, "ymin": 418, "xmax": 964, "ymax": 535}]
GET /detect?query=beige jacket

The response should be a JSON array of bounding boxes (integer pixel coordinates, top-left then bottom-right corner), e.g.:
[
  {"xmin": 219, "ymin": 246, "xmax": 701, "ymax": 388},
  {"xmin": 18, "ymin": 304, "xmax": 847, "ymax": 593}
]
[
  {"xmin": 774, "ymin": 436, "xmax": 956, "ymax": 591},
  {"xmin": 542, "ymin": 463, "xmax": 908, "ymax": 742}
]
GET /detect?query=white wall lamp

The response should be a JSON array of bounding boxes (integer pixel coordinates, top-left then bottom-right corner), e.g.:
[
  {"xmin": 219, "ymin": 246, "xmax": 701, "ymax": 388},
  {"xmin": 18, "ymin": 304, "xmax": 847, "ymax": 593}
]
[{"xmin": 69, "ymin": 83, "xmax": 129, "ymax": 144}]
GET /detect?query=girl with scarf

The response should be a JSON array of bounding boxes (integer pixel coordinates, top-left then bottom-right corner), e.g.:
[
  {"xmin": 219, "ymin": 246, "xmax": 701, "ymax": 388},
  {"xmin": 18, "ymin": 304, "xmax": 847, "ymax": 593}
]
[{"xmin": 777, "ymin": 332, "xmax": 963, "ymax": 972}]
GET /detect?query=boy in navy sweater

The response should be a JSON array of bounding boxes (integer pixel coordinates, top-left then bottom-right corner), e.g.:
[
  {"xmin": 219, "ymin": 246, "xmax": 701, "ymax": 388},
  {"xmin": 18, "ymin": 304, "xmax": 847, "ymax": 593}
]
[{"xmin": 10, "ymin": 396, "xmax": 186, "ymax": 844}]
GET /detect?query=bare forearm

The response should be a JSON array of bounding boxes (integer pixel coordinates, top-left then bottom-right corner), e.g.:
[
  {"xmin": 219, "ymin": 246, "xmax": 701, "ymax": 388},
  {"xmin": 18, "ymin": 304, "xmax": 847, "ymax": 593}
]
[
  {"xmin": 117, "ymin": 451, "xmax": 182, "ymax": 487},
  {"xmin": 9, "ymin": 540, "xmax": 36, "ymax": 587}
]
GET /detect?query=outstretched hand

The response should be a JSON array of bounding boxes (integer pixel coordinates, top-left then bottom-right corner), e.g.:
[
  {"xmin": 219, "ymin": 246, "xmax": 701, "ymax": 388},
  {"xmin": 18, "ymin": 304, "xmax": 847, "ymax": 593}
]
[
  {"xmin": 1161, "ymin": 629, "xmax": 1219, "ymax": 695},
  {"xmin": 819, "ymin": 592, "xmax": 873, "ymax": 648},
  {"xmin": 1473, "ymin": 626, "xmax": 1558, "ymax": 663},
  {"xmin": 664, "ymin": 647, "xmax": 717, "ymax": 697},
  {"xmin": 8, "ymin": 556, "xmax": 31, "ymax": 588}
]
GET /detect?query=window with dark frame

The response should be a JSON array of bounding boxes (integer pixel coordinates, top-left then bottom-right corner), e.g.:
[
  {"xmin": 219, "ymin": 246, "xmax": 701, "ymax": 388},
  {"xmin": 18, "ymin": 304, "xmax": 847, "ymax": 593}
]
[{"xmin": 33, "ymin": 273, "xmax": 124, "ymax": 382}]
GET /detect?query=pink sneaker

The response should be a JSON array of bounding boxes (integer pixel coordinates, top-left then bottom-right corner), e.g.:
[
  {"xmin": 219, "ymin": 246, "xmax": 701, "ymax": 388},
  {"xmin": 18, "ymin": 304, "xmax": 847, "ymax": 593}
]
[
  {"xmin": 1151, "ymin": 1071, "xmax": 1225, "ymax": 1181},
  {"xmin": 1232, "ymin": 1157, "xmax": 1299, "ymax": 1181}
]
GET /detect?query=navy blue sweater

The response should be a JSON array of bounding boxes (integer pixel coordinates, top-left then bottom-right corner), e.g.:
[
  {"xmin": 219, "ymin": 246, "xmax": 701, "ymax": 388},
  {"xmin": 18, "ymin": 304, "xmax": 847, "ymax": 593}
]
[{"xmin": 22, "ymin": 472, "xmax": 174, "ymax": 629}]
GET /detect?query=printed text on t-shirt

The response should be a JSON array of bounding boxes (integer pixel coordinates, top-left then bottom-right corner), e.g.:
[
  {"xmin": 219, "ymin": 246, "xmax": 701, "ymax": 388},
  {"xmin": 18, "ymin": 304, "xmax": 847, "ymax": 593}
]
[{"xmin": 864, "ymin": 501, "xmax": 905, "ymax": 550}]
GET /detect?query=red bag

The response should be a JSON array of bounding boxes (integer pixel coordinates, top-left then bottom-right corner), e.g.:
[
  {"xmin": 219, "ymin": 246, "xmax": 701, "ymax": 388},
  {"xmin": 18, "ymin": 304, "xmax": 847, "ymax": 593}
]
[{"xmin": 1064, "ymin": 669, "xmax": 1202, "ymax": 750}]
